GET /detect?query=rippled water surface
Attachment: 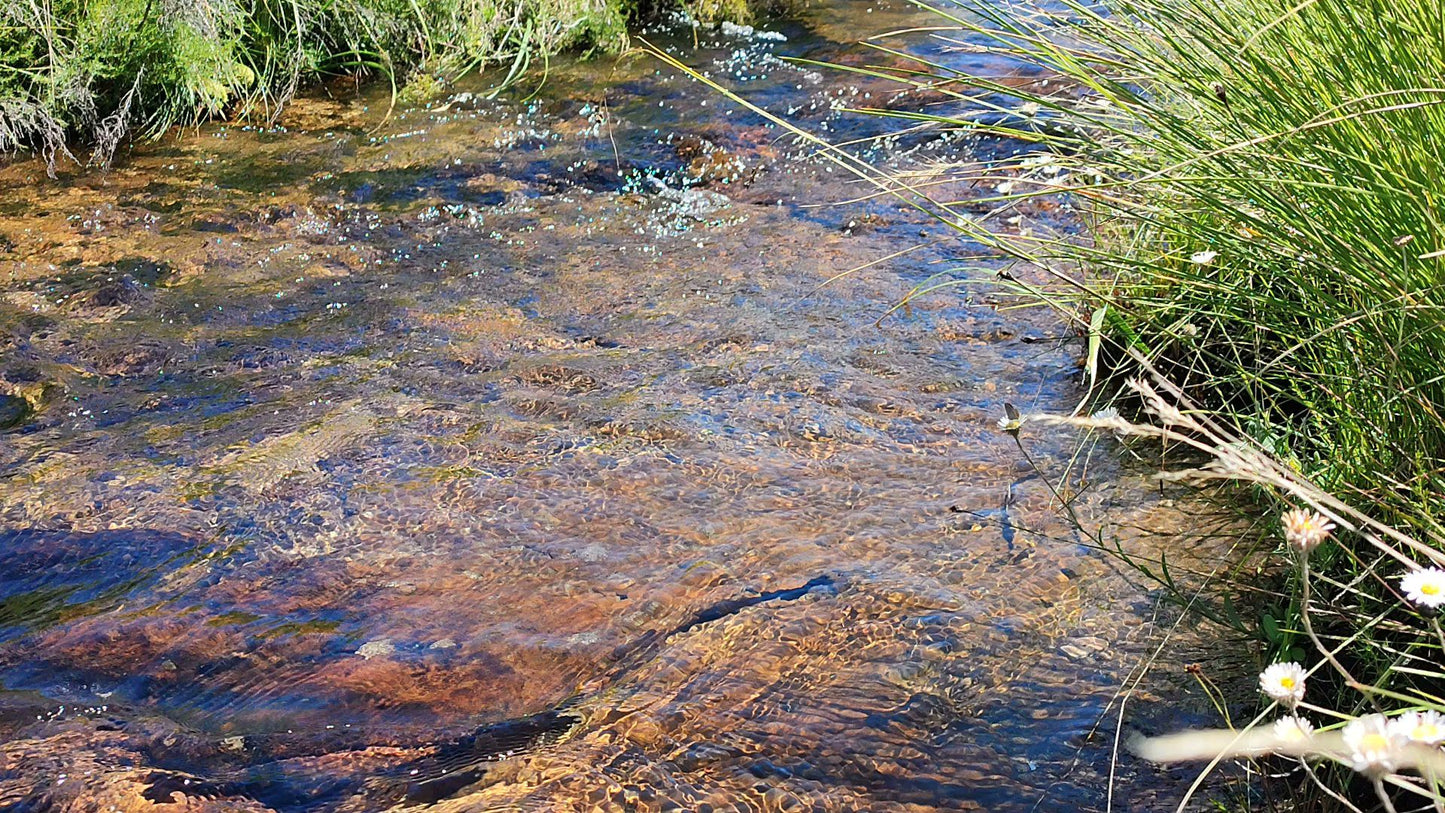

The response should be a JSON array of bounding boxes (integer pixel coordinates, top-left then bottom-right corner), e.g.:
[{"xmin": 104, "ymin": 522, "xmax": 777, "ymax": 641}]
[{"xmin": 0, "ymin": 3, "xmax": 1242, "ymax": 810}]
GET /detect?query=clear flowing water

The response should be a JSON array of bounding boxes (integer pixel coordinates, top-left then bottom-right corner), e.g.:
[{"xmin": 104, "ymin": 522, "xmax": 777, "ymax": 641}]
[{"xmin": 0, "ymin": 3, "xmax": 1243, "ymax": 810}]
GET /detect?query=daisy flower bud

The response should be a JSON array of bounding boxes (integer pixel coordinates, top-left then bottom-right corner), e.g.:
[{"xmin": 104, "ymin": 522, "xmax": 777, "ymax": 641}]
[
  {"xmin": 1259, "ymin": 662, "xmax": 1307, "ymax": 707},
  {"xmin": 1400, "ymin": 567, "xmax": 1445, "ymax": 609},
  {"xmin": 1280, "ymin": 508, "xmax": 1335, "ymax": 552},
  {"xmin": 1389, "ymin": 710, "xmax": 1445, "ymax": 746},
  {"xmin": 1343, "ymin": 713, "xmax": 1407, "ymax": 776}
]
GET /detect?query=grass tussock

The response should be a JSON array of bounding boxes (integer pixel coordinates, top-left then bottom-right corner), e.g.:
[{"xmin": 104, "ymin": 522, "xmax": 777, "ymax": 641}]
[
  {"xmin": 0, "ymin": 0, "xmax": 773, "ymax": 169},
  {"xmin": 915, "ymin": 0, "xmax": 1445, "ymax": 539}
]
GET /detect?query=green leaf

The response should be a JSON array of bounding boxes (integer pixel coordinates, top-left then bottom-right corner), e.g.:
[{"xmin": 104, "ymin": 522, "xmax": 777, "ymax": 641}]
[
  {"xmin": 1261, "ymin": 612, "xmax": 1281, "ymax": 643},
  {"xmin": 1220, "ymin": 593, "xmax": 1245, "ymax": 632}
]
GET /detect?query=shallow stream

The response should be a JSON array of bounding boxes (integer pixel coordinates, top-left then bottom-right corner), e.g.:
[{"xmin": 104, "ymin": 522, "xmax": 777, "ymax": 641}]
[{"xmin": 0, "ymin": 3, "xmax": 1242, "ymax": 810}]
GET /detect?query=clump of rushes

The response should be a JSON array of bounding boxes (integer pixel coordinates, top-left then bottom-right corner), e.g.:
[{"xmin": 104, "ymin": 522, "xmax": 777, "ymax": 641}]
[
  {"xmin": 868, "ymin": 0, "xmax": 1445, "ymax": 539},
  {"xmin": 0, "ymin": 0, "xmax": 775, "ymax": 168}
]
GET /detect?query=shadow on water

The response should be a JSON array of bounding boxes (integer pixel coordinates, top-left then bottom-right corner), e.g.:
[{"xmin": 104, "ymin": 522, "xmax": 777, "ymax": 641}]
[
  {"xmin": 0, "ymin": 529, "xmax": 209, "ymax": 641},
  {"xmin": 0, "ymin": 2, "xmax": 1244, "ymax": 810}
]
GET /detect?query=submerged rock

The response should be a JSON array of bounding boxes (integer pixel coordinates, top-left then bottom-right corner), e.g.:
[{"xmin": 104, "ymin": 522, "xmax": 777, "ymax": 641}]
[
  {"xmin": 0, "ymin": 393, "xmax": 29, "ymax": 429},
  {"xmin": 674, "ymin": 136, "xmax": 750, "ymax": 186},
  {"xmin": 356, "ymin": 639, "xmax": 395, "ymax": 660},
  {"xmin": 643, "ymin": 176, "xmax": 732, "ymax": 219},
  {"xmin": 720, "ymin": 21, "xmax": 787, "ymax": 42}
]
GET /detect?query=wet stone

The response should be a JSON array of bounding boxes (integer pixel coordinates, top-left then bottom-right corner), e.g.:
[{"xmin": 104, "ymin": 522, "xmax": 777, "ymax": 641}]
[{"xmin": 0, "ymin": 393, "xmax": 29, "ymax": 429}]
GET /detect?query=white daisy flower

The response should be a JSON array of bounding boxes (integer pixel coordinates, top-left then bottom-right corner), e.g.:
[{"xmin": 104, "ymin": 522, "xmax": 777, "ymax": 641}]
[
  {"xmin": 1272, "ymin": 715, "xmax": 1315, "ymax": 746},
  {"xmin": 1189, "ymin": 250, "xmax": 1218, "ymax": 265},
  {"xmin": 1280, "ymin": 508, "xmax": 1335, "ymax": 553},
  {"xmin": 1259, "ymin": 662, "xmax": 1307, "ymax": 707},
  {"xmin": 1343, "ymin": 713, "xmax": 1407, "ymax": 775},
  {"xmin": 996, "ymin": 403, "xmax": 1024, "ymax": 436},
  {"xmin": 1401, "ymin": 567, "xmax": 1445, "ymax": 609},
  {"xmin": 1389, "ymin": 710, "xmax": 1445, "ymax": 745}
]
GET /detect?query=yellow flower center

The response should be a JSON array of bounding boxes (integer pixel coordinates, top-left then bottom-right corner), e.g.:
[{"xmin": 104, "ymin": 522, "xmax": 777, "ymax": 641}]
[
  {"xmin": 1423, "ymin": 582, "xmax": 1440, "ymax": 596},
  {"xmin": 1415, "ymin": 724, "xmax": 1438, "ymax": 740},
  {"xmin": 1279, "ymin": 676, "xmax": 1296, "ymax": 690},
  {"xmin": 1359, "ymin": 733, "xmax": 1389, "ymax": 752}
]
